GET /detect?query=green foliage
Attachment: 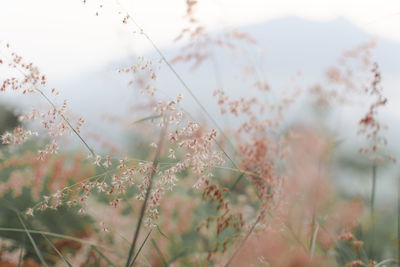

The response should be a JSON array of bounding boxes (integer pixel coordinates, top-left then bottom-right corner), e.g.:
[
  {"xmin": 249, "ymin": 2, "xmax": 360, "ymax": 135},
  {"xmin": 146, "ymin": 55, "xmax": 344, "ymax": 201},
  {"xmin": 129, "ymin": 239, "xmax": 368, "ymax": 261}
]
[
  {"xmin": 0, "ymin": 187, "xmax": 93, "ymax": 264},
  {"xmin": 0, "ymin": 138, "xmax": 94, "ymax": 265},
  {"xmin": 0, "ymin": 104, "xmax": 19, "ymax": 133}
]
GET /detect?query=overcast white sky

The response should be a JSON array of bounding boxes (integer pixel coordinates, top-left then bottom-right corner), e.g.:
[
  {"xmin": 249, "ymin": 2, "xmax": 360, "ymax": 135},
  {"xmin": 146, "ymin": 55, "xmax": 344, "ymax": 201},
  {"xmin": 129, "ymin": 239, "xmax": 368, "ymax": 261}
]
[{"xmin": 1, "ymin": 0, "xmax": 400, "ymax": 77}]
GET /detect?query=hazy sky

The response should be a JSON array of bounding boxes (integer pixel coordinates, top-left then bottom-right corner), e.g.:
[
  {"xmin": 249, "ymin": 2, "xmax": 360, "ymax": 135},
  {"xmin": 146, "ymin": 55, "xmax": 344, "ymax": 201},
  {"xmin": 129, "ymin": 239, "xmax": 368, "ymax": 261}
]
[{"xmin": 1, "ymin": 0, "xmax": 400, "ymax": 77}]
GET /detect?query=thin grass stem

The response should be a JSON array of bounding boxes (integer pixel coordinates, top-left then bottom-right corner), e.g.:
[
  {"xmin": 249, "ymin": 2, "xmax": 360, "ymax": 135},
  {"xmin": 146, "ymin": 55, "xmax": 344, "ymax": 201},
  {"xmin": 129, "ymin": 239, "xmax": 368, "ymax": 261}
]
[
  {"xmin": 369, "ymin": 163, "xmax": 377, "ymax": 259},
  {"xmin": 41, "ymin": 234, "xmax": 72, "ymax": 267},
  {"xmin": 16, "ymin": 214, "xmax": 48, "ymax": 267},
  {"xmin": 129, "ymin": 229, "xmax": 153, "ymax": 267},
  {"xmin": 125, "ymin": 127, "xmax": 166, "ymax": 267}
]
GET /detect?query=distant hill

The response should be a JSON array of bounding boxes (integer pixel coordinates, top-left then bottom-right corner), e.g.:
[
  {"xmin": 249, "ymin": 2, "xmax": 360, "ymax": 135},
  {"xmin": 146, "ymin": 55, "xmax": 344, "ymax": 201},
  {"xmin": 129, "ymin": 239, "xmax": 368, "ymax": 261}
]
[{"xmin": 26, "ymin": 17, "xmax": 400, "ymax": 146}]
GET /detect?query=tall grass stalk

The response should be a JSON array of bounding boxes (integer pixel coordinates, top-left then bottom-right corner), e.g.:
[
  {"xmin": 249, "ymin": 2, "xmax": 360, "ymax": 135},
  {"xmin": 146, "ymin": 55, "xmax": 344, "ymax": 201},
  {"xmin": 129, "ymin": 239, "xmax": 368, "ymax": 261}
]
[
  {"xmin": 16, "ymin": 214, "xmax": 48, "ymax": 267},
  {"xmin": 370, "ymin": 163, "xmax": 377, "ymax": 259},
  {"xmin": 309, "ymin": 158, "xmax": 322, "ymax": 251},
  {"xmin": 398, "ymin": 174, "xmax": 400, "ymax": 263},
  {"xmin": 125, "ymin": 127, "xmax": 165, "ymax": 267},
  {"xmin": 18, "ymin": 236, "xmax": 25, "ymax": 267}
]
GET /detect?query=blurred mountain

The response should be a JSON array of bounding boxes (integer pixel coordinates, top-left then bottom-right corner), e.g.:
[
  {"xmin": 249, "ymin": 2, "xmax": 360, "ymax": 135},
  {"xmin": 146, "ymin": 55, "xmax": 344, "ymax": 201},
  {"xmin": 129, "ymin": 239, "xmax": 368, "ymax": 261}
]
[
  {"xmin": 56, "ymin": 16, "xmax": 400, "ymax": 119},
  {"xmin": 242, "ymin": 17, "xmax": 399, "ymax": 73},
  {"xmin": 14, "ymin": 16, "xmax": 398, "ymax": 153}
]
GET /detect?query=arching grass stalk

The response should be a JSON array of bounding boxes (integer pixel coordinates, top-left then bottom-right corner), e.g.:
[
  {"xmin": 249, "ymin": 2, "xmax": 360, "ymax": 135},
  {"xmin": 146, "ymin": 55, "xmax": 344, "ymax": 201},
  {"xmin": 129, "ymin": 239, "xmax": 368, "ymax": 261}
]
[
  {"xmin": 0, "ymin": 50, "xmax": 98, "ymax": 158},
  {"xmin": 33, "ymin": 87, "xmax": 96, "ymax": 157},
  {"xmin": 117, "ymin": 1, "xmax": 231, "ymax": 146},
  {"xmin": 113, "ymin": 1, "xmax": 240, "ymax": 167},
  {"xmin": 92, "ymin": 3, "xmax": 249, "ymax": 191}
]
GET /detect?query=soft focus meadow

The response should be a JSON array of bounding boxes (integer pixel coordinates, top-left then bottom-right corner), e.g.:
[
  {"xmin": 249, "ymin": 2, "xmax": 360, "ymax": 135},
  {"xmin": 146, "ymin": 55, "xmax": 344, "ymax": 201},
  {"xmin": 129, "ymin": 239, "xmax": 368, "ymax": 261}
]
[{"xmin": 0, "ymin": 1, "xmax": 399, "ymax": 267}]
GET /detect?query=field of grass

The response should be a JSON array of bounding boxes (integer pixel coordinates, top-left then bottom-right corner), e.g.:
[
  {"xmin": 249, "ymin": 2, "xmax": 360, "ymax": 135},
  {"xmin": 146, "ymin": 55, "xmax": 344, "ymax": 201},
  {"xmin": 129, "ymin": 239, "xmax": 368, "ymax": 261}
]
[{"xmin": 0, "ymin": 1, "xmax": 399, "ymax": 266}]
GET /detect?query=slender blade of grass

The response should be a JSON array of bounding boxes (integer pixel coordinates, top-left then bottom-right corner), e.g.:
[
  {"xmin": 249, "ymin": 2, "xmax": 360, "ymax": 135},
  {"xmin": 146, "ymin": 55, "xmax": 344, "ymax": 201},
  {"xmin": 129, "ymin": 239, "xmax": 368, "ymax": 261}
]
[
  {"xmin": 224, "ymin": 214, "xmax": 262, "ymax": 267},
  {"xmin": 18, "ymin": 236, "xmax": 25, "ymax": 267},
  {"xmin": 374, "ymin": 258, "xmax": 397, "ymax": 267},
  {"xmin": 230, "ymin": 172, "xmax": 244, "ymax": 190},
  {"xmin": 17, "ymin": 214, "xmax": 48, "ymax": 267},
  {"xmin": 309, "ymin": 223, "xmax": 320, "ymax": 259},
  {"xmin": 91, "ymin": 245, "xmax": 117, "ymax": 267},
  {"xmin": 151, "ymin": 238, "xmax": 166, "ymax": 265},
  {"xmin": 131, "ymin": 115, "xmax": 162, "ymax": 125},
  {"xmin": 0, "ymin": 227, "xmax": 117, "ymax": 253},
  {"xmin": 41, "ymin": 234, "xmax": 72, "ymax": 267},
  {"xmin": 129, "ymin": 229, "xmax": 153, "ymax": 267},
  {"xmin": 155, "ymin": 225, "xmax": 170, "ymax": 240},
  {"xmin": 162, "ymin": 250, "xmax": 189, "ymax": 267}
]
